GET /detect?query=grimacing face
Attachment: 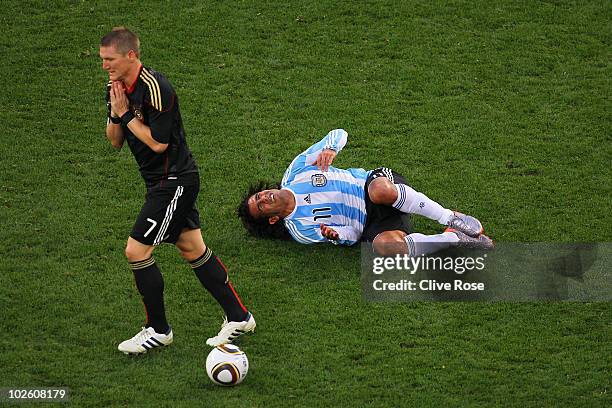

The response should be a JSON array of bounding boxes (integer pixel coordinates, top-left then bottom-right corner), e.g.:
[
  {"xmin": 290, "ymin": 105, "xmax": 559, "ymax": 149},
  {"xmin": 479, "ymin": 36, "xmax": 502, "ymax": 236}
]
[
  {"xmin": 247, "ymin": 189, "xmax": 284, "ymax": 220},
  {"xmin": 99, "ymin": 45, "xmax": 136, "ymax": 82}
]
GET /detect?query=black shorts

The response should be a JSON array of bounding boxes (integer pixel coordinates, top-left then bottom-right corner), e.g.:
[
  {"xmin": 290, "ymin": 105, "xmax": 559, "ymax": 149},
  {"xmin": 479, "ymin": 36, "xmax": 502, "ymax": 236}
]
[
  {"xmin": 361, "ymin": 167, "xmax": 412, "ymax": 242},
  {"xmin": 131, "ymin": 181, "xmax": 201, "ymax": 246}
]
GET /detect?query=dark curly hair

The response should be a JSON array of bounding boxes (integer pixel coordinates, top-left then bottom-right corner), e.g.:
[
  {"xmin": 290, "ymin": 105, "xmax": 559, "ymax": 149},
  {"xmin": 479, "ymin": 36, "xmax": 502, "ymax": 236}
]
[{"xmin": 237, "ymin": 181, "xmax": 291, "ymax": 240}]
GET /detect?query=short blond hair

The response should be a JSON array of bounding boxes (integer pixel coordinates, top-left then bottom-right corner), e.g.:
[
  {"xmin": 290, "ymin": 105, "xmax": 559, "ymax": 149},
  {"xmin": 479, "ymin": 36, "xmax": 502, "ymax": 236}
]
[{"xmin": 100, "ymin": 27, "xmax": 140, "ymax": 57}]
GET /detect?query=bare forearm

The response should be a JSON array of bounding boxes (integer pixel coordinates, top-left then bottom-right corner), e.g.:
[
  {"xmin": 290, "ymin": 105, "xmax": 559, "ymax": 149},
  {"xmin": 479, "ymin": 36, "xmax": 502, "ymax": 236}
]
[
  {"xmin": 106, "ymin": 122, "xmax": 125, "ymax": 149},
  {"xmin": 124, "ymin": 116, "xmax": 168, "ymax": 154}
]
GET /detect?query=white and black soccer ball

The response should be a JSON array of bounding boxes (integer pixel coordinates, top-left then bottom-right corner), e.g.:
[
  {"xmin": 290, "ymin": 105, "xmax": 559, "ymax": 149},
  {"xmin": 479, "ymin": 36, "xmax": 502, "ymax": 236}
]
[{"xmin": 206, "ymin": 344, "xmax": 249, "ymax": 386}]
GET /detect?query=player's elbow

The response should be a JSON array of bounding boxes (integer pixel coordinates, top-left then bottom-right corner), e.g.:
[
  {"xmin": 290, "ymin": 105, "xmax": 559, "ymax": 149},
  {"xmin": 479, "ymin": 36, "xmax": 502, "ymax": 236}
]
[
  {"xmin": 151, "ymin": 143, "xmax": 168, "ymax": 154},
  {"xmin": 110, "ymin": 140, "xmax": 123, "ymax": 150},
  {"xmin": 105, "ymin": 131, "xmax": 124, "ymax": 150}
]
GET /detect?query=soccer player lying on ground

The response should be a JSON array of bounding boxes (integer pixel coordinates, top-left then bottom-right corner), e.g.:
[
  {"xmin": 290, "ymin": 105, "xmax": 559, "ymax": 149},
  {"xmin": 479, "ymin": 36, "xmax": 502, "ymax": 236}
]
[{"xmin": 237, "ymin": 129, "xmax": 494, "ymax": 256}]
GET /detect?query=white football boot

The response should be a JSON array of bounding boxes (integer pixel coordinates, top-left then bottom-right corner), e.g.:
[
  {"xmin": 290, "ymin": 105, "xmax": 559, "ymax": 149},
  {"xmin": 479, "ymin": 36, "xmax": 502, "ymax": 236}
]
[
  {"xmin": 447, "ymin": 211, "xmax": 484, "ymax": 237},
  {"xmin": 206, "ymin": 313, "xmax": 256, "ymax": 347},
  {"xmin": 118, "ymin": 327, "xmax": 173, "ymax": 355}
]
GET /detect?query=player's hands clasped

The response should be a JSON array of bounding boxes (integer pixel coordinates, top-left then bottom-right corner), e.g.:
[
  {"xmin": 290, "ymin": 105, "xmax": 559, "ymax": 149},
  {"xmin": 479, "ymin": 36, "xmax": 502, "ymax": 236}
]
[
  {"xmin": 320, "ymin": 224, "xmax": 339, "ymax": 240},
  {"xmin": 315, "ymin": 149, "xmax": 337, "ymax": 172},
  {"xmin": 110, "ymin": 81, "xmax": 130, "ymax": 117}
]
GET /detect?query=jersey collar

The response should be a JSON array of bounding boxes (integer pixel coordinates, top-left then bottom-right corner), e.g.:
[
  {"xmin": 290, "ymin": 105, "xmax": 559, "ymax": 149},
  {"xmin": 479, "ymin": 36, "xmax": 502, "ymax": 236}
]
[{"xmin": 126, "ymin": 64, "xmax": 143, "ymax": 95}]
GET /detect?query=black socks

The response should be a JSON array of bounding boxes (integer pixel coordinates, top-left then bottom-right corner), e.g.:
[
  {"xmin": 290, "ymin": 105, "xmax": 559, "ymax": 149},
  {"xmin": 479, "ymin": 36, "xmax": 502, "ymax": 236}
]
[
  {"xmin": 190, "ymin": 247, "xmax": 248, "ymax": 322},
  {"xmin": 128, "ymin": 248, "xmax": 248, "ymax": 333},
  {"xmin": 129, "ymin": 257, "xmax": 169, "ymax": 334}
]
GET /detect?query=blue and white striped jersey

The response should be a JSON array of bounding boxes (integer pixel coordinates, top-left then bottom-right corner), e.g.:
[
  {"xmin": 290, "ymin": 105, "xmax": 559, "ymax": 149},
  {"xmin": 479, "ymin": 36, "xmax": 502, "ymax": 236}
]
[{"xmin": 281, "ymin": 129, "xmax": 372, "ymax": 246}]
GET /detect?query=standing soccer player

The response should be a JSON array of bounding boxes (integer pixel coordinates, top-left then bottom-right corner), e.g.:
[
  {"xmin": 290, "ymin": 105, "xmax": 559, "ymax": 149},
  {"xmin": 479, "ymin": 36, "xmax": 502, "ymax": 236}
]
[{"xmin": 99, "ymin": 27, "xmax": 255, "ymax": 354}]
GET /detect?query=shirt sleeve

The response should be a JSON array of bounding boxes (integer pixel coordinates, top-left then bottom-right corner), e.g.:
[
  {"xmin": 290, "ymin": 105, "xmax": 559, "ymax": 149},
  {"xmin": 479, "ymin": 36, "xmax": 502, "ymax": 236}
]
[
  {"xmin": 284, "ymin": 219, "xmax": 327, "ymax": 245},
  {"xmin": 282, "ymin": 129, "xmax": 348, "ymax": 186},
  {"xmin": 284, "ymin": 219, "xmax": 359, "ymax": 246},
  {"xmin": 142, "ymin": 74, "xmax": 175, "ymax": 144},
  {"xmin": 329, "ymin": 226, "xmax": 360, "ymax": 246}
]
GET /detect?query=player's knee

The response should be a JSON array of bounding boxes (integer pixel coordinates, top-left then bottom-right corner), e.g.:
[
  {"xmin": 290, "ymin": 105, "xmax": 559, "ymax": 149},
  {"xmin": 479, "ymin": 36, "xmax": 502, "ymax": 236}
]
[
  {"xmin": 124, "ymin": 245, "xmax": 139, "ymax": 261},
  {"xmin": 179, "ymin": 248, "xmax": 198, "ymax": 261},
  {"xmin": 372, "ymin": 232, "xmax": 408, "ymax": 256},
  {"xmin": 368, "ymin": 178, "xmax": 397, "ymax": 205},
  {"xmin": 124, "ymin": 241, "xmax": 151, "ymax": 262},
  {"xmin": 175, "ymin": 229, "xmax": 206, "ymax": 262}
]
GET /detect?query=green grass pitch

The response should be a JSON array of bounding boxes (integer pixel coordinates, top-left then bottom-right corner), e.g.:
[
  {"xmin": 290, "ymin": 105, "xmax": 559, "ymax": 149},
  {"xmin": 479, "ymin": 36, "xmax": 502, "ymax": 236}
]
[{"xmin": 0, "ymin": 1, "xmax": 610, "ymax": 406}]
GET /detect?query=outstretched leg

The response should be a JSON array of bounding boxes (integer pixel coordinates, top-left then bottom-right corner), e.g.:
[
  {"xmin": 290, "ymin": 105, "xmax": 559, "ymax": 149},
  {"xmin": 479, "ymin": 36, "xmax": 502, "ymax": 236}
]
[{"xmin": 372, "ymin": 229, "xmax": 493, "ymax": 257}]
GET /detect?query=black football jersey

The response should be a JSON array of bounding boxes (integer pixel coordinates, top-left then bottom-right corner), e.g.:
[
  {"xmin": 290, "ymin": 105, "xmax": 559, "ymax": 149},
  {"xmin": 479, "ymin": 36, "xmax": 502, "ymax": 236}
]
[{"xmin": 106, "ymin": 65, "xmax": 198, "ymax": 188}]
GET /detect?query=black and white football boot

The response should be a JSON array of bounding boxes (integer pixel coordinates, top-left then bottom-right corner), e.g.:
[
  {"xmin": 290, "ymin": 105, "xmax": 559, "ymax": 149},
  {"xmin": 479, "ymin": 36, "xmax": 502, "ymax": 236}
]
[
  {"xmin": 118, "ymin": 326, "xmax": 173, "ymax": 355},
  {"xmin": 206, "ymin": 313, "xmax": 256, "ymax": 347}
]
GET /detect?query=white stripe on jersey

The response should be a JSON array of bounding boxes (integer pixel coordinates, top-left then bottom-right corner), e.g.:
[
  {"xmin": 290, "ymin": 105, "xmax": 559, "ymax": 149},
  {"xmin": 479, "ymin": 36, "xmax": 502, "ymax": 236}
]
[
  {"xmin": 286, "ymin": 168, "xmax": 368, "ymax": 236},
  {"xmin": 284, "ymin": 220, "xmax": 321, "ymax": 244},
  {"xmin": 292, "ymin": 213, "xmax": 363, "ymax": 232},
  {"xmin": 303, "ymin": 128, "xmax": 346, "ymax": 165},
  {"xmin": 291, "ymin": 191, "xmax": 367, "ymax": 225}
]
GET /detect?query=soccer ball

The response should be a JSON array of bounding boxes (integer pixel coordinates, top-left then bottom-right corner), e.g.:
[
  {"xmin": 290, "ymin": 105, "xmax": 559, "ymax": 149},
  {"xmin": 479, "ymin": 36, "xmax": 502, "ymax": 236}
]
[{"xmin": 206, "ymin": 344, "xmax": 249, "ymax": 386}]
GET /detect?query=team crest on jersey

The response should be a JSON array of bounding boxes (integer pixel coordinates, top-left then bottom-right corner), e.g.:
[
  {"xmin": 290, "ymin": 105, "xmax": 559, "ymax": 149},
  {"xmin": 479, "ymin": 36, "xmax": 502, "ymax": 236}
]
[
  {"xmin": 133, "ymin": 106, "xmax": 144, "ymax": 121},
  {"xmin": 311, "ymin": 174, "xmax": 327, "ymax": 187}
]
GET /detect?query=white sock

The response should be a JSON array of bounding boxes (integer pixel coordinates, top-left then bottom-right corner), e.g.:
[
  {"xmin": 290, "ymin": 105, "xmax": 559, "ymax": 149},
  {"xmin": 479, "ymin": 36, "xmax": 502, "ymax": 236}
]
[
  {"xmin": 393, "ymin": 183, "xmax": 453, "ymax": 225},
  {"xmin": 404, "ymin": 232, "xmax": 459, "ymax": 257}
]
